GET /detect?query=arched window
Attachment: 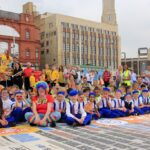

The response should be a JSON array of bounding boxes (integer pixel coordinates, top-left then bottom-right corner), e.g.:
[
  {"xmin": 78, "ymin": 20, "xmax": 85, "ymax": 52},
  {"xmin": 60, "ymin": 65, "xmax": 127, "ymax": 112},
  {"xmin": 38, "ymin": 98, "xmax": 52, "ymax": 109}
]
[
  {"xmin": 25, "ymin": 30, "xmax": 30, "ymax": 39},
  {"xmin": 25, "ymin": 49, "xmax": 30, "ymax": 57}
]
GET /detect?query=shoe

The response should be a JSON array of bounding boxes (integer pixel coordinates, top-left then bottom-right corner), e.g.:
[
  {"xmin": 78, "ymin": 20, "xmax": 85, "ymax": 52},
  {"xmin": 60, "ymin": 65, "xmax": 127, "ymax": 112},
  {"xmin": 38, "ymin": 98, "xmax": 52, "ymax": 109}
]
[
  {"xmin": 9, "ymin": 122, "xmax": 16, "ymax": 127},
  {"xmin": 72, "ymin": 122, "xmax": 79, "ymax": 128},
  {"xmin": 50, "ymin": 121, "xmax": 56, "ymax": 127}
]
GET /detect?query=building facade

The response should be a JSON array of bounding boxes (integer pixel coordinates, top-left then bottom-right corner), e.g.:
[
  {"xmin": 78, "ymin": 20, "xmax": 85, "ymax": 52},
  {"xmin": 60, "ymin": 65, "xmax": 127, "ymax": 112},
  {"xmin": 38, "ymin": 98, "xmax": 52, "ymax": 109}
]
[
  {"xmin": 0, "ymin": 9, "xmax": 40, "ymax": 66},
  {"xmin": 23, "ymin": 0, "xmax": 120, "ymax": 69}
]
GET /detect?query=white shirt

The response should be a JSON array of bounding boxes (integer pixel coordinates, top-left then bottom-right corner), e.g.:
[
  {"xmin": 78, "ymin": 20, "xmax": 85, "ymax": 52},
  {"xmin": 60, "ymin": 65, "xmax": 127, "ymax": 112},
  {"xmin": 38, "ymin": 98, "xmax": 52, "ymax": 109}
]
[
  {"xmin": 66, "ymin": 100, "xmax": 87, "ymax": 118},
  {"xmin": 133, "ymin": 98, "xmax": 143, "ymax": 107},
  {"xmin": 139, "ymin": 96, "xmax": 149, "ymax": 105},
  {"xmin": 131, "ymin": 72, "xmax": 137, "ymax": 83},
  {"xmin": 111, "ymin": 99, "xmax": 125, "ymax": 108},
  {"xmin": 100, "ymin": 97, "xmax": 111, "ymax": 108},
  {"xmin": 54, "ymin": 99, "xmax": 66, "ymax": 111},
  {"xmin": 2, "ymin": 98, "xmax": 14, "ymax": 110}
]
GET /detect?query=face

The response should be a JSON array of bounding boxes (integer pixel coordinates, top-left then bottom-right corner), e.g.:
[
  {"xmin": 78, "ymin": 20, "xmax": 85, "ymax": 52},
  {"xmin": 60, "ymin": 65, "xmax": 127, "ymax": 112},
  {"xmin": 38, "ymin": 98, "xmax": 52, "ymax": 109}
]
[
  {"xmin": 83, "ymin": 78, "xmax": 87, "ymax": 83},
  {"xmin": 133, "ymin": 93, "xmax": 139, "ymax": 99},
  {"xmin": 1, "ymin": 90, "xmax": 9, "ymax": 100},
  {"xmin": 16, "ymin": 94, "xmax": 23, "ymax": 101},
  {"xmin": 93, "ymin": 80, "xmax": 98, "ymax": 86},
  {"xmin": 38, "ymin": 88, "xmax": 46, "ymax": 96},
  {"xmin": 142, "ymin": 92, "xmax": 148, "ymax": 98},
  {"xmin": 15, "ymin": 63, "xmax": 19, "ymax": 68},
  {"xmin": 84, "ymin": 91, "xmax": 89, "ymax": 98},
  {"xmin": 94, "ymin": 90, "xmax": 99, "ymax": 96},
  {"xmin": 115, "ymin": 92, "xmax": 121, "ymax": 99},
  {"xmin": 70, "ymin": 95, "xmax": 78, "ymax": 103},
  {"xmin": 124, "ymin": 65, "xmax": 128, "ymax": 70},
  {"xmin": 79, "ymin": 95, "xmax": 84, "ymax": 102},
  {"xmin": 57, "ymin": 94, "xmax": 64, "ymax": 101},
  {"xmin": 126, "ymin": 95, "xmax": 132, "ymax": 101},
  {"xmin": 45, "ymin": 64, "xmax": 49, "ymax": 69},
  {"xmin": 89, "ymin": 95, "xmax": 95, "ymax": 102}
]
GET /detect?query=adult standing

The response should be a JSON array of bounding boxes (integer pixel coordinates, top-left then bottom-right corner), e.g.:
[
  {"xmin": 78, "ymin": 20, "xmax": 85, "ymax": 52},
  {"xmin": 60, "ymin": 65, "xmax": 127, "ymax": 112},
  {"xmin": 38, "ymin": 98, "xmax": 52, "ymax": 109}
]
[
  {"xmin": 23, "ymin": 62, "xmax": 33, "ymax": 91},
  {"xmin": 115, "ymin": 65, "xmax": 123, "ymax": 89},
  {"xmin": 50, "ymin": 66, "xmax": 59, "ymax": 87},
  {"xmin": 12, "ymin": 62, "xmax": 23, "ymax": 89},
  {"xmin": 102, "ymin": 68, "xmax": 111, "ymax": 87},
  {"xmin": 58, "ymin": 66, "xmax": 65, "ymax": 87},
  {"xmin": 45, "ymin": 64, "xmax": 51, "ymax": 84},
  {"xmin": 123, "ymin": 64, "xmax": 131, "ymax": 87}
]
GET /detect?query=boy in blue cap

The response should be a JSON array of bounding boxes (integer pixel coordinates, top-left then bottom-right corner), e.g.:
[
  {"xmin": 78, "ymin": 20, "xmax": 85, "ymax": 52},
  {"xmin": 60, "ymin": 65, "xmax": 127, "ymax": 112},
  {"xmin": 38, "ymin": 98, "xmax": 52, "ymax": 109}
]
[
  {"xmin": 98, "ymin": 87, "xmax": 117, "ymax": 118},
  {"xmin": 132, "ymin": 90, "xmax": 144, "ymax": 115},
  {"xmin": 138, "ymin": 89, "xmax": 150, "ymax": 113},
  {"xmin": 54, "ymin": 91, "xmax": 66, "ymax": 122},
  {"xmin": 124, "ymin": 93, "xmax": 136, "ymax": 116},
  {"xmin": 66, "ymin": 89, "xmax": 91, "ymax": 127},
  {"xmin": 111, "ymin": 90, "xmax": 128, "ymax": 117}
]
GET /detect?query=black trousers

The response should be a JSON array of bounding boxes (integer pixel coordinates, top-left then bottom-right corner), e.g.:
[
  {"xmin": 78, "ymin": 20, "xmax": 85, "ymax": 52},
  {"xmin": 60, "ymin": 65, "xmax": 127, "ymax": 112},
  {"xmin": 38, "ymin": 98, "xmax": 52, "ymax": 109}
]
[
  {"xmin": 24, "ymin": 77, "xmax": 30, "ymax": 91},
  {"xmin": 13, "ymin": 77, "xmax": 23, "ymax": 89}
]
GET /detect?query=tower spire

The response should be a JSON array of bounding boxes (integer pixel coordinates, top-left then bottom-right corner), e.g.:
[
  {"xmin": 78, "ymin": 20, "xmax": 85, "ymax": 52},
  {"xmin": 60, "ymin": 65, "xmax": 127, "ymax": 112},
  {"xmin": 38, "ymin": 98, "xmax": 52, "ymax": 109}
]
[{"xmin": 101, "ymin": 0, "xmax": 117, "ymax": 25}]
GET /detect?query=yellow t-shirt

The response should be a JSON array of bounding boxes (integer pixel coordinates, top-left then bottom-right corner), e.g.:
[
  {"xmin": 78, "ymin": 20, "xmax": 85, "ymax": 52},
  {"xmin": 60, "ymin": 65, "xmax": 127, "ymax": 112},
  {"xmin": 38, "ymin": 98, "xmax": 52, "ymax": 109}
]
[
  {"xmin": 51, "ymin": 70, "xmax": 59, "ymax": 83},
  {"xmin": 45, "ymin": 69, "xmax": 51, "ymax": 81},
  {"xmin": 30, "ymin": 75, "xmax": 36, "ymax": 87}
]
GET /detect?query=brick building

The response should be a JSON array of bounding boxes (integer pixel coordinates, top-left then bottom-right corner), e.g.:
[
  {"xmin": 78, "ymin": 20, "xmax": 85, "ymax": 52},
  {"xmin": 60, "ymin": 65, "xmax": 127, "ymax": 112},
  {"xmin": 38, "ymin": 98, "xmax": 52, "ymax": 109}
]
[{"xmin": 0, "ymin": 9, "xmax": 40, "ymax": 66}]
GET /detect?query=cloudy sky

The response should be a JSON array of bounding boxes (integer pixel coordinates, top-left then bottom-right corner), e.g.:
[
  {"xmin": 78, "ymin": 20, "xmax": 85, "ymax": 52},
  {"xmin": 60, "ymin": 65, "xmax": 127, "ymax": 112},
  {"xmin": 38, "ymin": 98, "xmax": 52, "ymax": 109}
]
[{"xmin": 0, "ymin": 0, "xmax": 150, "ymax": 58}]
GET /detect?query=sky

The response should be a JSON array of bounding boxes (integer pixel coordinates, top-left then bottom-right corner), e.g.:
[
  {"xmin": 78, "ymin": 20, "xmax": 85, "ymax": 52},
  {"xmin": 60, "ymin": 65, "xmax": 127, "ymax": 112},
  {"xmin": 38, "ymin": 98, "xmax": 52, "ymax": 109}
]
[{"xmin": 0, "ymin": 0, "xmax": 150, "ymax": 58}]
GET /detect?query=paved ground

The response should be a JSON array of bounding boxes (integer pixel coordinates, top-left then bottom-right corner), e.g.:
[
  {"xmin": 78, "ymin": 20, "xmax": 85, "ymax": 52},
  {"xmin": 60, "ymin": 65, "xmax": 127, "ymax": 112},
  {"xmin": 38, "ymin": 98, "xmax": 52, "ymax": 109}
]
[{"xmin": 0, "ymin": 114, "xmax": 150, "ymax": 150}]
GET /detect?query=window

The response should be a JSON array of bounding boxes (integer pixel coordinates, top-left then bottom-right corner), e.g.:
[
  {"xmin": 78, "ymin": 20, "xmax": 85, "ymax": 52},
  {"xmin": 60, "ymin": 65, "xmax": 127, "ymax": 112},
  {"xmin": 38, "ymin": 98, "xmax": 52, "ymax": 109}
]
[
  {"xmin": 46, "ymin": 41, "xmax": 49, "ymax": 46},
  {"xmin": 36, "ymin": 49, "xmax": 39, "ymax": 58},
  {"xmin": 41, "ymin": 51, "xmax": 44, "ymax": 55},
  {"xmin": 25, "ymin": 49, "xmax": 30, "ymax": 57},
  {"xmin": 46, "ymin": 49, "xmax": 49, "ymax": 54},
  {"xmin": 25, "ymin": 31, "xmax": 30, "ymax": 39}
]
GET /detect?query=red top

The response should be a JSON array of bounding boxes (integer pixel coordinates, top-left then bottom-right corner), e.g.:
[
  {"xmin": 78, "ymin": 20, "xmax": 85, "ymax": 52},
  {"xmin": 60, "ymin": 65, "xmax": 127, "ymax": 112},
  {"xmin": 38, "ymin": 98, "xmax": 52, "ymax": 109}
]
[
  {"xmin": 34, "ymin": 70, "xmax": 42, "ymax": 82},
  {"xmin": 24, "ymin": 68, "xmax": 33, "ymax": 77},
  {"xmin": 103, "ymin": 71, "xmax": 111, "ymax": 82},
  {"xmin": 32, "ymin": 95, "xmax": 54, "ymax": 114}
]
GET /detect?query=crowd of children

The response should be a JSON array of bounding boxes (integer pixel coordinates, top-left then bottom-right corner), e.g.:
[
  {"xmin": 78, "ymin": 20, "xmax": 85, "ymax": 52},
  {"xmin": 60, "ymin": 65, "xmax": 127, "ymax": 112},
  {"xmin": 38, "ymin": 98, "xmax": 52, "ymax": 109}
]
[{"xmin": 0, "ymin": 79, "xmax": 149, "ymax": 128}]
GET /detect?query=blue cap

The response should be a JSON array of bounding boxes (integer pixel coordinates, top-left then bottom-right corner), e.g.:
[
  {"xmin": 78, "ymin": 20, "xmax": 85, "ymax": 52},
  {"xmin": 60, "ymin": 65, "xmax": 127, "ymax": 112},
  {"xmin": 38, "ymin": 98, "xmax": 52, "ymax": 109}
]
[
  {"xmin": 103, "ymin": 87, "xmax": 110, "ymax": 92},
  {"xmin": 132, "ymin": 90, "xmax": 139, "ymax": 95},
  {"xmin": 15, "ymin": 91, "xmax": 22, "ymax": 95},
  {"xmin": 142, "ymin": 89, "xmax": 148, "ymax": 93},
  {"xmin": 116, "ymin": 90, "xmax": 122, "ymax": 93},
  {"xmin": 125, "ymin": 93, "xmax": 131, "ymax": 98},
  {"xmin": 57, "ymin": 91, "xmax": 65, "ymax": 95},
  {"xmin": 69, "ymin": 89, "xmax": 79, "ymax": 96},
  {"xmin": 89, "ymin": 92, "xmax": 96, "ymax": 97}
]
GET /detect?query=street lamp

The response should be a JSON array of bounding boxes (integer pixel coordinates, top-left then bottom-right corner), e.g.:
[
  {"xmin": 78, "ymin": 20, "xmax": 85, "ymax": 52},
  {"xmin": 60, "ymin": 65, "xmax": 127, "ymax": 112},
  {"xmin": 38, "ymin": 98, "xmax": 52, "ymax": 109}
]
[{"xmin": 121, "ymin": 52, "xmax": 126, "ymax": 65}]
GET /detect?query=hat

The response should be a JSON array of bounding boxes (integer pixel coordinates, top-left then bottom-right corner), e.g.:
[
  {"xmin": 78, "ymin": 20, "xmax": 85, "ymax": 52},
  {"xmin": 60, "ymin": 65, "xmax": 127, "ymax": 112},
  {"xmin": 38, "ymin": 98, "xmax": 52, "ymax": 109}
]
[
  {"xmin": 35, "ymin": 81, "xmax": 49, "ymax": 91},
  {"xmin": 132, "ymin": 90, "xmax": 139, "ymax": 95},
  {"xmin": 69, "ymin": 89, "xmax": 79, "ymax": 96},
  {"xmin": 142, "ymin": 89, "xmax": 148, "ymax": 93},
  {"xmin": 15, "ymin": 90, "xmax": 23, "ymax": 95},
  {"xmin": 125, "ymin": 93, "xmax": 131, "ymax": 98},
  {"xmin": 57, "ymin": 91, "xmax": 65, "ymax": 96},
  {"xmin": 103, "ymin": 87, "xmax": 110, "ymax": 92},
  {"xmin": 116, "ymin": 90, "xmax": 122, "ymax": 93},
  {"xmin": 89, "ymin": 92, "xmax": 96, "ymax": 97}
]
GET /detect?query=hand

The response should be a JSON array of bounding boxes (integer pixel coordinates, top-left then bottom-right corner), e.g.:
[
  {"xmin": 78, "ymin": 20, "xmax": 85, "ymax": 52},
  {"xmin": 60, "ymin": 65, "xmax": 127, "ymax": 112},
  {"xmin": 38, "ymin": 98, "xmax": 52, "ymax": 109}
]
[
  {"xmin": 0, "ymin": 119, "xmax": 8, "ymax": 126},
  {"xmin": 40, "ymin": 118, "xmax": 47, "ymax": 125},
  {"xmin": 78, "ymin": 118, "xmax": 84, "ymax": 124},
  {"xmin": 97, "ymin": 112, "xmax": 101, "ymax": 118},
  {"xmin": 34, "ymin": 115, "xmax": 40, "ymax": 123}
]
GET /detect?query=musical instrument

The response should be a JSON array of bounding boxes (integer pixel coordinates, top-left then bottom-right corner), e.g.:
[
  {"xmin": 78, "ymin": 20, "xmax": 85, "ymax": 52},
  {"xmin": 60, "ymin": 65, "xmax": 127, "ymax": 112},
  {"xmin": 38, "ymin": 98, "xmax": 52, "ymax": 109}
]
[{"xmin": 12, "ymin": 70, "xmax": 23, "ymax": 78}]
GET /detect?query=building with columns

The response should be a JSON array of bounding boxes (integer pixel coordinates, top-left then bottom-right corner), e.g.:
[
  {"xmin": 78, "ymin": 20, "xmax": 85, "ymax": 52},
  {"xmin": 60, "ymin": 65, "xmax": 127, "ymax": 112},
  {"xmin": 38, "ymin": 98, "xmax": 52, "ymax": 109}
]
[{"xmin": 23, "ymin": 0, "xmax": 121, "ymax": 69}]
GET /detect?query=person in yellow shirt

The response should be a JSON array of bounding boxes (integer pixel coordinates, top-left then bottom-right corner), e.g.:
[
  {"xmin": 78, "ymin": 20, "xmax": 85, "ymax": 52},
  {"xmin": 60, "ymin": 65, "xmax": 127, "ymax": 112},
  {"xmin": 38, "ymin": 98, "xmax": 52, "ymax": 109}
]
[
  {"xmin": 58, "ymin": 66, "xmax": 66, "ymax": 87},
  {"xmin": 44, "ymin": 64, "xmax": 51, "ymax": 84},
  {"xmin": 51, "ymin": 66, "xmax": 59, "ymax": 87},
  {"xmin": 29, "ymin": 72, "xmax": 36, "ymax": 89}
]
